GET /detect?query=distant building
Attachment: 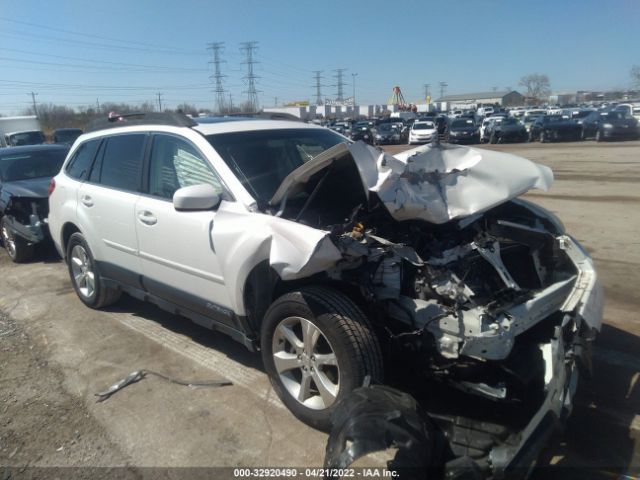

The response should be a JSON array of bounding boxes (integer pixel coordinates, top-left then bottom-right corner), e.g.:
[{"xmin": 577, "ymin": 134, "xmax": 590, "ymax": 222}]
[{"xmin": 435, "ymin": 90, "xmax": 525, "ymax": 108}]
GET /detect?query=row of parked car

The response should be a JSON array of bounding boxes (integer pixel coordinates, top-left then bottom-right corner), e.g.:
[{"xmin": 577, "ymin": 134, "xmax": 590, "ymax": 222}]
[{"xmin": 329, "ymin": 104, "xmax": 640, "ymax": 146}]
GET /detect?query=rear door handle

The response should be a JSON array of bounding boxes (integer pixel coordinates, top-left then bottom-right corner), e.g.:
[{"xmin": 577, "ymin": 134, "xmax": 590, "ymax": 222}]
[
  {"xmin": 80, "ymin": 195, "xmax": 93, "ymax": 207},
  {"xmin": 137, "ymin": 210, "xmax": 157, "ymax": 226}
]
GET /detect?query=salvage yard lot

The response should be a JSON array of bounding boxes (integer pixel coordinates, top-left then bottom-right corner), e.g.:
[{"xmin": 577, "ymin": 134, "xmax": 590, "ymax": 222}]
[{"xmin": 1, "ymin": 140, "xmax": 640, "ymax": 478}]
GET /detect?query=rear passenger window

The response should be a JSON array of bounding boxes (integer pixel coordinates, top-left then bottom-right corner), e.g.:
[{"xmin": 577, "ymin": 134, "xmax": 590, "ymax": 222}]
[
  {"xmin": 97, "ymin": 134, "xmax": 146, "ymax": 192},
  {"xmin": 66, "ymin": 139, "xmax": 100, "ymax": 180}
]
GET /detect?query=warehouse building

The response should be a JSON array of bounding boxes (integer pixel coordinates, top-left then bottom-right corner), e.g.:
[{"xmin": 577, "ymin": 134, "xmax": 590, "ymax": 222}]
[{"xmin": 435, "ymin": 90, "xmax": 525, "ymax": 109}]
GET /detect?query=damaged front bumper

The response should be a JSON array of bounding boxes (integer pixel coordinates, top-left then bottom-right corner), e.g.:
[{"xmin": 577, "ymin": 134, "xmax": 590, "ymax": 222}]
[
  {"xmin": 325, "ymin": 235, "xmax": 603, "ymax": 479},
  {"xmin": 3, "ymin": 213, "xmax": 47, "ymax": 244}
]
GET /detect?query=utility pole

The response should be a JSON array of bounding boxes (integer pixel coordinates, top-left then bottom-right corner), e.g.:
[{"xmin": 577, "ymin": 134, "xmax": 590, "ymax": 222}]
[
  {"xmin": 96, "ymin": 98, "xmax": 100, "ymax": 112},
  {"xmin": 333, "ymin": 68, "xmax": 347, "ymax": 103},
  {"xmin": 28, "ymin": 92, "xmax": 38, "ymax": 116},
  {"xmin": 424, "ymin": 84, "xmax": 431, "ymax": 101},
  {"xmin": 208, "ymin": 42, "xmax": 226, "ymax": 113},
  {"xmin": 240, "ymin": 41, "xmax": 260, "ymax": 112},
  {"xmin": 156, "ymin": 92, "xmax": 163, "ymax": 112},
  {"xmin": 274, "ymin": 97, "xmax": 278, "ymax": 107},
  {"xmin": 228, "ymin": 93, "xmax": 233, "ymax": 112},
  {"xmin": 439, "ymin": 82, "xmax": 448, "ymax": 99},
  {"xmin": 312, "ymin": 71, "xmax": 324, "ymax": 105},
  {"xmin": 351, "ymin": 73, "xmax": 358, "ymax": 107}
]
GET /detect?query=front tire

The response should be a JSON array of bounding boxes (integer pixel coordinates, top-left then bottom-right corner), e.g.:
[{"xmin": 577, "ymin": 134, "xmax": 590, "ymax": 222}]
[
  {"xmin": 1, "ymin": 217, "xmax": 33, "ymax": 263},
  {"xmin": 596, "ymin": 129, "xmax": 603, "ymax": 142},
  {"xmin": 66, "ymin": 232, "xmax": 121, "ymax": 309},
  {"xmin": 261, "ymin": 286, "xmax": 383, "ymax": 431}
]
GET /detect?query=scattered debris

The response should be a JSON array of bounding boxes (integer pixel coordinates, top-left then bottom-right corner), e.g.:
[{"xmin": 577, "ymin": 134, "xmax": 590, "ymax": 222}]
[{"xmin": 95, "ymin": 369, "xmax": 232, "ymax": 402}]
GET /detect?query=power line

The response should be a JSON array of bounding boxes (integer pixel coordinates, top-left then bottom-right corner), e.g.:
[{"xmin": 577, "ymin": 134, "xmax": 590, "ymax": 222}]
[
  {"xmin": 333, "ymin": 68, "xmax": 347, "ymax": 102},
  {"xmin": 312, "ymin": 70, "xmax": 324, "ymax": 105},
  {"xmin": 240, "ymin": 41, "xmax": 260, "ymax": 111},
  {"xmin": 208, "ymin": 42, "xmax": 226, "ymax": 113},
  {"xmin": 0, "ymin": 16, "xmax": 205, "ymax": 54}
]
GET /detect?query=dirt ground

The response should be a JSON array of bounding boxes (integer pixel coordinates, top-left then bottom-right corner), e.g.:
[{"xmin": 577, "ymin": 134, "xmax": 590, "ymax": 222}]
[{"xmin": 1, "ymin": 139, "xmax": 639, "ymax": 479}]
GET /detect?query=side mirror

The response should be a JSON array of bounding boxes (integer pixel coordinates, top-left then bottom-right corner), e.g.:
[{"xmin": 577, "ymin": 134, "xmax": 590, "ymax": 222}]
[{"xmin": 173, "ymin": 184, "xmax": 222, "ymax": 211}]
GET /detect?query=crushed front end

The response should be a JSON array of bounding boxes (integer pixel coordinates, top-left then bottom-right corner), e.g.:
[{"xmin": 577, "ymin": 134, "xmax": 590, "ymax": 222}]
[
  {"xmin": 323, "ymin": 198, "xmax": 602, "ymax": 477},
  {"xmin": 266, "ymin": 141, "xmax": 602, "ymax": 477}
]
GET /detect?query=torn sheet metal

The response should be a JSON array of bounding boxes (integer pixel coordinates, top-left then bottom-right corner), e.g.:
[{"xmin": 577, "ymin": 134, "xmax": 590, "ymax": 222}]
[
  {"xmin": 270, "ymin": 141, "xmax": 553, "ymax": 225},
  {"xmin": 212, "ymin": 201, "xmax": 343, "ymax": 314},
  {"xmin": 373, "ymin": 143, "xmax": 553, "ymax": 224}
]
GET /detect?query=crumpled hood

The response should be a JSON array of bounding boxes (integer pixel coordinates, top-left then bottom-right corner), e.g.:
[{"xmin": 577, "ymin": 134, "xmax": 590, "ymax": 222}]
[
  {"xmin": 270, "ymin": 141, "xmax": 553, "ymax": 225},
  {"xmin": 0, "ymin": 177, "xmax": 50, "ymax": 198}
]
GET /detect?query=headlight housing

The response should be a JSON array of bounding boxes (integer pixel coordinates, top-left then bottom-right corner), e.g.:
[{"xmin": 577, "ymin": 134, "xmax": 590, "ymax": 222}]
[{"xmin": 603, "ymin": 123, "xmax": 613, "ymax": 129}]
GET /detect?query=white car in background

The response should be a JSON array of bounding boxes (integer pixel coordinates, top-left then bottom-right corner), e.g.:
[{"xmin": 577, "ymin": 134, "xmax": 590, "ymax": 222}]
[
  {"xmin": 480, "ymin": 116, "xmax": 502, "ymax": 140},
  {"xmin": 408, "ymin": 120, "xmax": 437, "ymax": 144}
]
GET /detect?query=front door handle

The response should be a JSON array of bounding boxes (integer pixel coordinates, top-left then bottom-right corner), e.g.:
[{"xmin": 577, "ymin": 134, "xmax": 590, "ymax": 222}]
[
  {"xmin": 137, "ymin": 210, "xmax": 157, "ymax": 226},
  {"xmin": 80, "ymin": 195, "xmax": 93, "ymax": 207}
]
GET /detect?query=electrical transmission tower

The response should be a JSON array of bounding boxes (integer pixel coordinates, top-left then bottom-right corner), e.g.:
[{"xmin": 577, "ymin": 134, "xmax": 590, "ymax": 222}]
[
  {"xmin": 439, "ymin": 82, "xmax": 448, "ymax": 99},
  {"xmin": 240, "ymin": 41, "xmax": 261, "ymax": 112},
  {"xmin": 333, "ymin": 68, "xmax": 347, "ymax": 102},
  {"xmin": 424, "ymin": 84, "xmax": 431, "ymax": 100},
  {"xmin": 208, "ymin": 42, "xmax": 226, "ymax": 113},
  {"xmin": 312, "ymin": 71, "xmax": 324, "ymax": 105}
]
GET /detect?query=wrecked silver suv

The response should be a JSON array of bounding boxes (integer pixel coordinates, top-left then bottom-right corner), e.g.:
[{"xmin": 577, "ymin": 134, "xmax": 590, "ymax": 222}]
[{"xmin": 50, "ymin": 116, "xmax": 602, "ymax": 477}]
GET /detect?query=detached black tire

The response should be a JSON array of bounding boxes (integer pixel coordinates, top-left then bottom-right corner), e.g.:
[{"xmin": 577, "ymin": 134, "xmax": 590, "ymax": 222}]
[
  {"xmin": 1, "ymin": 217, "xmax": 34, "ymax": 263},
  {"xmin": 66, "ymin": 232, "xmax": 121, "ymax": 309},
  {"xmin": 261, "ymin": 286, "xmax": 383, "ymax": 431}
]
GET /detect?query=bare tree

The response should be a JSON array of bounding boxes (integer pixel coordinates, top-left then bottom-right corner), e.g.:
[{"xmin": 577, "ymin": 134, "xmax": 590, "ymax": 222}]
[
  {"xmin": 519, "ymin": 74, "xmax": 551, "ymax": 105},
  {"xmin": 631, "ymin": 65, "xmax": 640, "ymax": 89}
]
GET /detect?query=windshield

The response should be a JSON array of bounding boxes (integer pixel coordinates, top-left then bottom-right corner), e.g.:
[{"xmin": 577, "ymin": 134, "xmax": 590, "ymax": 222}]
[
  {"xmin": 501, "ymin": 118, "xmax": 520, "ymax": 126},
  {"xmin": 413, "ymin": 122, "xmax": 434, "ymax": 130},
  {"xmin": 378, "ymin": 124, "xmax": 393, "ymax": 132},
  {"xmin": 0, "ymin": 148, "xmax": 68, "ymax": 182},
  {"xmin": 543, "ymin": 116, "xmax": 567, "ymax": 124},
  {"xmin": 604, "ymin": 112, "xmax": 628, "ymax": 120},
  {"xmin": 572, "ymin": 110, "xmax": 593, "ymax": 119},
  {"xmin": 206, "ymin": 128, "xmax": 345, "ymax": 203},
  {"xmin": 451, "ymin": 119, "xmax": 474, "ymax": 128},
  {"xmin": 7, "ymin": 131, "xmax": 46, "ymax": 147},
  {"xmin": 55, "ymin": 129, "xmax": 82, "ymax": 144}
]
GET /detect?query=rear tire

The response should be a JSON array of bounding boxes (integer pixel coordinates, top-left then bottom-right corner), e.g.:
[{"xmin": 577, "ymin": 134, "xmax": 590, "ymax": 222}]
[
  {"xmin": 1, "ymin": 217, "xmax": 34, "ymax": 263},
  {"xmin": 66, "ymin": 232, "xmax": 121, "ymax": 309},
  {"xmin": 261, "ymin": 286, "xmax": 383, "ymax": 431}
]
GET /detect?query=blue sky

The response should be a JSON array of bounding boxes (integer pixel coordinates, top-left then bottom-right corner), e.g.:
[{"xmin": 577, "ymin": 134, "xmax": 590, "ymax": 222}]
[{"xmin": 0, "ymin": 0, "xmax": 638, "ymax": 114}]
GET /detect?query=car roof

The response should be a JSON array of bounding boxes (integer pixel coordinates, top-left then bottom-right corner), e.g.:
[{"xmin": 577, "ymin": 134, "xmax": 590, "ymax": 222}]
[
  {"xmin": 0, "ymin": 144, "xmax": 69, "ymax": 156},
  {"xmin": 193, "ymin": 119, "xmax": 321, "ymax": 136}
]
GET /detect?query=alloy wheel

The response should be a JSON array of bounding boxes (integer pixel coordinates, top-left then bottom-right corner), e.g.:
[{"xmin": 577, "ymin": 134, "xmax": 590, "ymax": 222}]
[
  {"xmin": 70, "ymin": 244, "xmax": 95, "ymax": 299},
  {"xmin": 1, "ymin": 221, "xmax": 16, "ymax": 259},
  {"xmin": 272, "ymin": 316, "xmax": 340, "ymax": 410}
]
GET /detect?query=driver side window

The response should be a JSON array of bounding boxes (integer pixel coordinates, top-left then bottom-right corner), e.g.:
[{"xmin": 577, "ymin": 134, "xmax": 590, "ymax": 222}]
[{"xmin": 148, "ymin": 134, "xmax": 226, "ymax": 201}]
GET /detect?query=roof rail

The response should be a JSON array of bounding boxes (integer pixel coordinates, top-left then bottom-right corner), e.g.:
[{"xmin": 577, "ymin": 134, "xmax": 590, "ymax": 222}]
[
  {"xmin": 226, "ymin": 111, "xmax": 303, "ymax": 122},
  {"xmin": 86, "ymin": 112, "xmax": 197, "ymax": 132}
]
